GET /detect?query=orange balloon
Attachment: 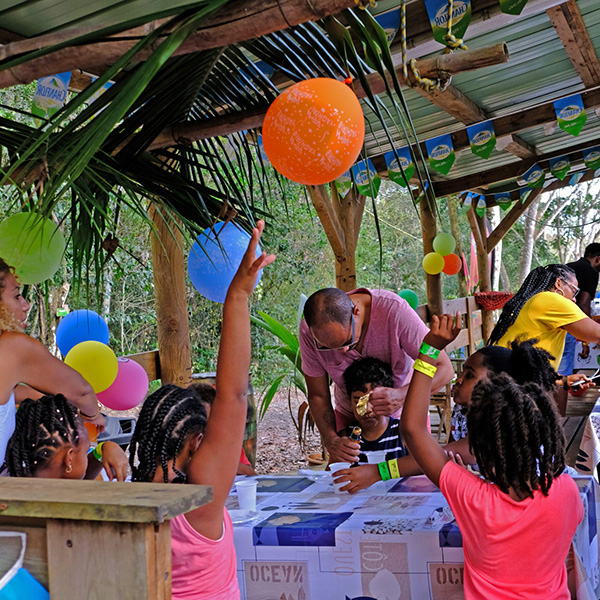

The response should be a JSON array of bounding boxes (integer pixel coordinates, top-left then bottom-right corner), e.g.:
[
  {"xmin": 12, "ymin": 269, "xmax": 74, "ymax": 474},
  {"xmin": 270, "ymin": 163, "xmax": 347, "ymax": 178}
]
[
  {"xmin": 262, "ymin": 78, "xmax": 365, "ymax": 185},
  {"xmin": 443, "ymin": 253, "xmax": 462, "ymax": 275}
]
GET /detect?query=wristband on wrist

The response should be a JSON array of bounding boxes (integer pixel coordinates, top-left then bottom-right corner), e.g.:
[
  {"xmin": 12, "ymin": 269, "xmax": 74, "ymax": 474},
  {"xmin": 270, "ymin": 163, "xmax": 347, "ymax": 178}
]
[
  {"xmin": 92, "ymin": 442, "xmax": 105, "ymax": 461},
  {"xmin": 79, "ymin": 407, "xmax": 101, "ymax": 420},
  {"xmin": 419, "ymin": 342, "xmax": 441, "ymax": 360},
  {"xmin": 413, "ymin": 359, "xmax": 438, "ymax": 378},
  {"xmin": 378, "ymin": 461, "xmax": 391, "ymax": 481},
  {"xmin": 387, "ymin": 458, "xmax": 400, "ymax": 479}
]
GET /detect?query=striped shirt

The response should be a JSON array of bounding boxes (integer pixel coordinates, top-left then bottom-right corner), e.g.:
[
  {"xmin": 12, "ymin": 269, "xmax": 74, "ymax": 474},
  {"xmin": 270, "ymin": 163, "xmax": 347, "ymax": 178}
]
[{"xmin": 347, "ymin": 418, "xmax": 406, "ymax": 464}]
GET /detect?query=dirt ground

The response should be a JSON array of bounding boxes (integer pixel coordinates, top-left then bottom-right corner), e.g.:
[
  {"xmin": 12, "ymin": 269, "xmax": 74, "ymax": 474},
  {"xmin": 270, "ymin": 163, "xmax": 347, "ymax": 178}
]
[{"xmin": 254, "ymin": 389, "xmax": 323, "ymax": 474}]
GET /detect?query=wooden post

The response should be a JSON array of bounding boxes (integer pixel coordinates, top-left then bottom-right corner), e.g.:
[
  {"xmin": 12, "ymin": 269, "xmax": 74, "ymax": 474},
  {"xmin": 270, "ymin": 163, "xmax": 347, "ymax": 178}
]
[
  {"xmin": 466, "ymin": 206, "xmax": 494, "ymax": 341},
  {"xmin": 0, "ymin": 478, "xmax": 211, "ymax": 600},
  {"xmin": 150, "ymin": 205, "xmax": 192, "ymax": 386},
  {"xmin": 307, "ymin": 184, "xmax": 366, "ymax": 292},
  {"xmin": 420, "ymin": 196, "xmax": 443, "ymax": 316}
]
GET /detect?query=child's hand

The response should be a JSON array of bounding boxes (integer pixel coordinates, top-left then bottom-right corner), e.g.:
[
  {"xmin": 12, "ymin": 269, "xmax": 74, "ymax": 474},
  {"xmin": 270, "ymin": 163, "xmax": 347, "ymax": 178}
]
[
  {"xmin": 332, "ymin": 464, "xmax": 381, "ymax": 493},
  {"xmin": 423, "ymin": 312, "xmax": 461, "ymax": 351},
  {"xmin": 228, "ymin": 220, "xmax": 276, "ymax": 298},
  {"xmin": 101, "ymin": 441, "xmax": 128, "ymax": 481}
]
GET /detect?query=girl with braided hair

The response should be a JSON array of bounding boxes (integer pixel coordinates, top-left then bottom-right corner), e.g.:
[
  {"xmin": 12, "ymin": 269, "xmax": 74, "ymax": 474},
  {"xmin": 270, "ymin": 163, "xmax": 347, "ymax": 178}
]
[
  {"xmin": 5, "ymin": 394, "xmax": 127, "ymax": 480},
  {"xmin": 129, "ymin": 221, "xmax": 274, "ymax": 600},
  {"xmin": 489, "ymin": 264, "xmax": 600, "ymax": 370},
  {"xmin": 401, "ymin": 315, "xmax": 583, "ymax": 600},
  {"xmin": 0, "ymin": 258, "xmax": 105, "ymax": 469}
]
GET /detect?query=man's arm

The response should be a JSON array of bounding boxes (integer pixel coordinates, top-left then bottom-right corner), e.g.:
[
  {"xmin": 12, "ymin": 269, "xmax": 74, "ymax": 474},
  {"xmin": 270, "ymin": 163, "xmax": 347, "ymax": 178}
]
[
  {"xmin": 304, "ymin": 374, "xmax": 360, "ymax": 464},
  {"xmin": 370, "ymin": 350, "xmax": 454, "ymax": 417},
  {"xmin": 577, "ymin": 290, "xmax": 592, "ymax": 316}
]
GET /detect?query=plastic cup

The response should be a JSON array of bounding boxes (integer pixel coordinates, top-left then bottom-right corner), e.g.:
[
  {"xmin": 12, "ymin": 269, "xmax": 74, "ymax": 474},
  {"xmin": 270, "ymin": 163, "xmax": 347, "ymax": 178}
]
[
  {"xmin": 367, "ymin": 450, "xmax": 387, "ymax": 465},
  {"xmin": 329, "ymin": 462, "xmax": 351, "ymax": 494},
  {"xmin": 236, "ymin": 480, "xmax": 258, "ymax": 511}
]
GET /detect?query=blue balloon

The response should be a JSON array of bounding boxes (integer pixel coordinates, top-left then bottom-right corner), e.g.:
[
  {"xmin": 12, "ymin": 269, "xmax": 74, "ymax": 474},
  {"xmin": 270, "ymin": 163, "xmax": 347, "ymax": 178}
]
[
  {"xmin": 56, "ymin": 309, "xmax": 109, "ymax": 356},
  {"xmin": 188, "ymin": 222, "xmax": 262, "ymax": 303}
]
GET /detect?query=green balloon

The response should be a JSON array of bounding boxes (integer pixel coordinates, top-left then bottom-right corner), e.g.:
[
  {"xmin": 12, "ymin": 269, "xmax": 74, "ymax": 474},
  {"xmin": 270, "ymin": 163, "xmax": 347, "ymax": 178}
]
[
  {"xmin": 399, "ymin": 289, "xmax": 419, "ymax": 310},
  {"xmin": 0, "ymin": 213, "xmax": 65, "ymax": 284},
  {"xmin": 432, "ymin": 232, "xmax": 456, "ymax": 256}
]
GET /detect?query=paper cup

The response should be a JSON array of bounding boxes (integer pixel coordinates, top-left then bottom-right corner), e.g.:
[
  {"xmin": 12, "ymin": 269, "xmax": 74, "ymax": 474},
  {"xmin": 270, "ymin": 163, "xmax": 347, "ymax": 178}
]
[
  {"xmin": 236, "ymin": 479, "xmax": 258, "ymax": 511},
  {"xmin": 329, "ymin": 462, "xmax": 351, "ymax": 494}
]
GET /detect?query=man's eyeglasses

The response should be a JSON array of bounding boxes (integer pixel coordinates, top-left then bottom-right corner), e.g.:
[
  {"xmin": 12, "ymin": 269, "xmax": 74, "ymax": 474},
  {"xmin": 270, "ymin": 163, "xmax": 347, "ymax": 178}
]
[
  {"xmin": 314, "ymin": 312, "xmax": 358, "ymax": 352},
  {"xmin": 562, "ymin": 279, "xmax": 580, "ymax": 298}
]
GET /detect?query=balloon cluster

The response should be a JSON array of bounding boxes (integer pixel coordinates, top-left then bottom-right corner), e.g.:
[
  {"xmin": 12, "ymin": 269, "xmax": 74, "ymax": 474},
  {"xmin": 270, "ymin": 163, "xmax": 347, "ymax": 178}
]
[
  {"xmin": 422, "ymin": 233, "xmax": 462, "ymax": 276},
  {"xmin": 57, "ymin": 310, "xmax": 149, "ymax": 411},
  {"xmin": 188, "ymin": 222, "xmax": 263, "ymax": 303}
]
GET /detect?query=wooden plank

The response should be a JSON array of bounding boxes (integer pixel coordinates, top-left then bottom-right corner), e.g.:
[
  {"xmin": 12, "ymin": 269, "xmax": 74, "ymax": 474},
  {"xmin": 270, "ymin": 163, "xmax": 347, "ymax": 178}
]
[
  {"xmin": 504, "ymin": 134, "xmax": 538, "ymax": 159},
  {"xmin": 414, "ymin": 84, "xmax": 487, "ymax": 124},
  {"xmin": 547, "ymin": 0, "xmax": 600, "ymax": 88},
  {"xmin": 0, "ymin": 524, "xmax": 48, "ymax": 588},
  {"xmin": 562, "ymin": 416, "xmax": 587, "ymax": 467},
  {"xmin": 0, "ymin": 479, "xmax": 211, "ymax": 523},
  {"xmin": 47, "ymin": 520, "xmax": 170, "ymax": 600},
  {"xmin": 125, "ymin": 349, "xmax": 161, "ymax": 381}
]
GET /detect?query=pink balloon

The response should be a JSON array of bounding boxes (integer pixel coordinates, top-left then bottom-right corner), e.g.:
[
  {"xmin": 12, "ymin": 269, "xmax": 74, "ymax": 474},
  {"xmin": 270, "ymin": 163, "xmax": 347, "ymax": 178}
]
[{"xmin": 97, "ymin": 357, "xmax": 149, "ymax": 411}]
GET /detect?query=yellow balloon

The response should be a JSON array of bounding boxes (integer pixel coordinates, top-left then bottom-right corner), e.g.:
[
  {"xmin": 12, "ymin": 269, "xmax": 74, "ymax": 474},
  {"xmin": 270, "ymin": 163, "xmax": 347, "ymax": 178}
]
[
  {"xmin": 65, "ymin": 341, "xmax": 118, "ymax": 393},
  {"xmin": 422, "ymin": 252, "xmax": 445, "ymax": 275}
]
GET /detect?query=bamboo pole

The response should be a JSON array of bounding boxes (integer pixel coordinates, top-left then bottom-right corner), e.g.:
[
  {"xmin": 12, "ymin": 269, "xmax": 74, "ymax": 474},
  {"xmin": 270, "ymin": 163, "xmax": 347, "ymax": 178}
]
[
  {"xmin": 0, "ymin": 0, "xmax": 359, "ymax": 89},
  {"xmin": 144, "ymin": 44, "xmax": 509, "ymax": 151}
]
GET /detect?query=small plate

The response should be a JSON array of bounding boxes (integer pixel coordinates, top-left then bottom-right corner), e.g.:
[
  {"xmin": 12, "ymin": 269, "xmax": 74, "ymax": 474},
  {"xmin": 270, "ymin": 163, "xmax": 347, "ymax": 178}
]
[{"xmin": 229, "ymin": 509, "xmax": 259, "ymax": 525}]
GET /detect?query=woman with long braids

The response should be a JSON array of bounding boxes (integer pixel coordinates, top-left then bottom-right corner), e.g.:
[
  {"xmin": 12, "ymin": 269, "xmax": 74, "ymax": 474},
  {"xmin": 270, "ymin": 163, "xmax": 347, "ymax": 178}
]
[
  {"xmin": 401, "ymin": 315, "xmax": 583, "ymax": 600},
  {"xmin": 0, "ymin": 258, "xmax": 105, "ymax": 468},
  {"xmin": 489, "ymin": 264, "xmax": 600, "ymax": 371},
  {"xmin": 129, "ymin": 221, "xmax": 274, "ymax": 600}
]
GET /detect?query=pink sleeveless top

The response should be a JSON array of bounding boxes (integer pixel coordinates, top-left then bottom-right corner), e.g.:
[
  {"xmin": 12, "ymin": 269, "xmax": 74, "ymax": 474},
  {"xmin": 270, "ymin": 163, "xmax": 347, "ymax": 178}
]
[{"xmin": 170, "ymin": 507, "xmax": 240, "ymax": 600}]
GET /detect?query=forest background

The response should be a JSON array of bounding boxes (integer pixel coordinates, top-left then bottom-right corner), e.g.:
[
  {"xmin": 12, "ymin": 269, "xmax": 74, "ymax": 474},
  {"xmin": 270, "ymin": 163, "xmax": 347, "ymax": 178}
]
[{"xmin": 1, "ymin": 82, "xmax": 599, "ymax": 407}]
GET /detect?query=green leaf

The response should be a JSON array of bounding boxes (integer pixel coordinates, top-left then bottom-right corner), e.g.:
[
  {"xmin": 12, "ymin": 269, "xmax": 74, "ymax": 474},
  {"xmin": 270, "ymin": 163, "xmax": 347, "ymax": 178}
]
[{"xmin": 258, "ymin": 374, "xmax": 286, "ymax": 420}]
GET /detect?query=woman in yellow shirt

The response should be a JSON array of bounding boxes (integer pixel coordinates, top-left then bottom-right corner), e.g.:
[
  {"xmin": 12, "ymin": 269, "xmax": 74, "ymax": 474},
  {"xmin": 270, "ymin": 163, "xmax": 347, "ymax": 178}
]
[{"xmin": 489, "ymin": 264, "xmax": 600, "ymax": 413}]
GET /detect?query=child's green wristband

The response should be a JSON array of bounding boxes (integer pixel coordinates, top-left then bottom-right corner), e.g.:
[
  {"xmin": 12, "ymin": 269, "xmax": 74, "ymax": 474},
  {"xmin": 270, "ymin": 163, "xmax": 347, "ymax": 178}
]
[
  {"xmin": 419, "ymin": 342, "xmax": 441, "ymax": 359},
  {"xmin": 92, "ymin": 442, "xmax": 105, "ymax": 461},
  {"xmin": 378, "ymin": 461, "xmax": 391, "ymax": 481},
  {"xmin": 387, "ymin": 458, "xmax": 400, "ymax": 479}
]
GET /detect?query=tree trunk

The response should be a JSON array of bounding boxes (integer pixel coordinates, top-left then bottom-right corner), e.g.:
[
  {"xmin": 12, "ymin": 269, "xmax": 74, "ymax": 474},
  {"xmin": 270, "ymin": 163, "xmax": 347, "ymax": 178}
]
[
  {"xmin": 420, "ymin": 196, "xmax": 442, "ymax": 316},
  {"xmin": 447, "ymin": 195, "xmax": 468, "ymax": 297},
  {"xmin": 487, "ymin": 206, "xmax": 502, "ymax": 291},
  {"xmin": 518, "ymin": 199, "xmax": 539, "ymax": 285}
]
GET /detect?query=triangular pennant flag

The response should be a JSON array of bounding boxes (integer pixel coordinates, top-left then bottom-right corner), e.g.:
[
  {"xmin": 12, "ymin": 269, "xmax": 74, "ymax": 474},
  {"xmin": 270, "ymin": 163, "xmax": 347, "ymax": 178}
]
[
  {"xmin": 494, "ymin": 192, "xmax": 512, "ymax": 210},
  {"xmin": 426, "ymin": 134, "xmax": 456, "ymax": 175},
  {"xmin": 522, "ymin": 163, "xmax": 545, "ymax": 188},
  {"xmin": 569, "ymin": 172, "xmax": 585, "ymax": 187},
  {"xmin": 424, "ymin": 0, "xmax": 471, "ymax": 47},
  {"xmin": 385, "ymin": 147, "xmax": 414, "ymax": 188},
  {"xmin": 335, "ymin": 171, "xmax": 352, "ymax": 196},
  {"xmin": 549, "ymin": 155, "xmax": 570, "ymax": 180},
  {"xmin": 554, "ymin": 94, "xmax": 587, "ymax": 137},
  {"xmin": 351, "ymin": 159, "xmax": 381, "ymax": 198},
  {"xmin": 583, "ymin": 146, "xmax": 600, "ymax": 170},
  {"xmin": 499, "ymin": 0, "xmax": 529, "ymax": 15},
  {"xmin": 32, "ymin": 72, "xmax": 72, "ymax": 127},
  {"xmin": 475, "ymin": 195, "xmax": 487, "ymax": 217},
  {"xmin": 460, "ymin": 192, "xmax": 474, "ymax": 215},
  {"xmin": 375, "ymin": 9, "xmax": 401, "ymax": 45},
  {"xmin": 467, "ymin": 121, "xmax": 496, "ymax": 159}
]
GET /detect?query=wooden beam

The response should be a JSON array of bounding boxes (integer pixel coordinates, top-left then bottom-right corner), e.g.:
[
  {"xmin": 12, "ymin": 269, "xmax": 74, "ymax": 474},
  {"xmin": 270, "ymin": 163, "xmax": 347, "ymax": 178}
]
[
  {"xmin": 145, "ymin": 43, "xmax": 509, "ymax": 151},
  {"xmin": 414, "ymin": 84, "xmax": 487, "ymax": 125},
  {"xmin": 370, "ymin": 86, "xmax": 600, "ymax": 177},
  {"xmin": 307, "ymin": 185, "xmax": 346, "ymax": 258},
  {"xmin": 547, "ymin": 0, "xmax": 600, "ymax": 87},
  {"xmin": 432, "ymin": 137, "xmax": 599, "ymax": 196},
  {"xmin": 504, "ymin": 134, "xmax": 538, "ymax": 159},
  {"xmin": 0, "ymin": 0, "xmax": 359, "ymax": 89}
]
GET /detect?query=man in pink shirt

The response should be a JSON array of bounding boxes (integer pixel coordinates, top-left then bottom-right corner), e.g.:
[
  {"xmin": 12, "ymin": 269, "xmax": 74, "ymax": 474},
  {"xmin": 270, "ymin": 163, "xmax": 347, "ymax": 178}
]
[{"xmin": 299, "ymin": 287, "xmax": 453, "ymax": 464}]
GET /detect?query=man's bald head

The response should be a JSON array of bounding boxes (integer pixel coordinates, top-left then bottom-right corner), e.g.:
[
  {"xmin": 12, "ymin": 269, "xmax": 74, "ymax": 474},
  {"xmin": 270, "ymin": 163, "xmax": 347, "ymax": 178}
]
[{"xmin": 304, "ymin": 288, "xmax": 353, "ymax": 329}]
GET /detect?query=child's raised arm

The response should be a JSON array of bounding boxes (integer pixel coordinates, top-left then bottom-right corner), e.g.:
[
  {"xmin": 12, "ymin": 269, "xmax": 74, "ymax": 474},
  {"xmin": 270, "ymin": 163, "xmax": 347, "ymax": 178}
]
[
  {"xmin": 186, "ymin": 221, "xmax": 275, "ymax": 539},
  {"xmin": 400, "ymin": 313, "xmax": 461, "ymax": 487}
]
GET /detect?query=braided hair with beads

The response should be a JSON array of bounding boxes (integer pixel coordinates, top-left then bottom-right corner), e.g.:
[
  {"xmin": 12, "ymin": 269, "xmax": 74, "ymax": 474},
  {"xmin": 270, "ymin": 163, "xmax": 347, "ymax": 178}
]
[
  {"xmin": 467, "ymin": 373, "xmax": 565, "ymax": 499},
  {"xmin": 488, "ymin": 264, "xmax": 576, "ymax": 345},
  {"xmin": 5, "ymin": 394, "xmax": 80, "ymax": 477},
  {"xmin": 129, "ymin": 384, "xmax": 208, "ymax": 483}
]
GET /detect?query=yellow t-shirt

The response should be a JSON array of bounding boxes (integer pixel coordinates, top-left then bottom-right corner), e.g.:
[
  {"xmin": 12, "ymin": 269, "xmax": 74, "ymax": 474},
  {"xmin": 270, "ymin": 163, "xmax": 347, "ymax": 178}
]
[{"xmin": 496, "ymin": 291, "xmax": 587, "ymax": 369}]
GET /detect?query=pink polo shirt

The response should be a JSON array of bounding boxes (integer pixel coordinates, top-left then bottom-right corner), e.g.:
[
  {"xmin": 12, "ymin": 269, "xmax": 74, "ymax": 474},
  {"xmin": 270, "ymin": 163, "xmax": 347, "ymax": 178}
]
[
  {"xmin": 299, "ymin": 288, "xmax": 429, "ymax": 423},
  {"xmin": 440, "ymin": 461, "xmax": 583, "ymax": 599}
]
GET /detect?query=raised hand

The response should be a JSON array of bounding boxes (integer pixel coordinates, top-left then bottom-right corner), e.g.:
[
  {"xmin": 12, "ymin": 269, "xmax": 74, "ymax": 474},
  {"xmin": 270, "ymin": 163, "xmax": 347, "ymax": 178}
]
[{"xmin": 423, "ymin": 312, "xmax": 462, "ymax": 351}]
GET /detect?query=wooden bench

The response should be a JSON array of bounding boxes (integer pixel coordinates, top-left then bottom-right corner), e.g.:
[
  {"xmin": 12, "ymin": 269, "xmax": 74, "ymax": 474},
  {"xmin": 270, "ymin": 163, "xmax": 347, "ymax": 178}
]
[{"xmin": 0, "ymin": 478, "xmax": 211, "ymax": 599}]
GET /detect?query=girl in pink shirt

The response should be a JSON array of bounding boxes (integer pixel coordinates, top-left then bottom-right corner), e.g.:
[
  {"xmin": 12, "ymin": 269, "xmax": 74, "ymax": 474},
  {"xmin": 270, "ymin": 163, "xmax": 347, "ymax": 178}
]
[
  {"xmin": 128, "ymin": 221, "xmax": 275, "ymax": 600},
  {"xmin": 400, "ymin": 314, "xmax": 583, "ymax": 600}
]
